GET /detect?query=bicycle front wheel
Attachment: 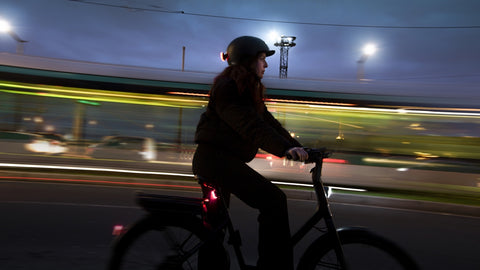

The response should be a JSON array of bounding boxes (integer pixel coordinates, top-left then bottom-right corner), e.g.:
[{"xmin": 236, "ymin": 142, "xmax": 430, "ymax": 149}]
[
  {"xmin": 297, "ymin": 227, "xmax": 419, "ymax": 270},
  {"xmin": 108, "ymin": 214, "xmax": 208, "ymax": 270}
]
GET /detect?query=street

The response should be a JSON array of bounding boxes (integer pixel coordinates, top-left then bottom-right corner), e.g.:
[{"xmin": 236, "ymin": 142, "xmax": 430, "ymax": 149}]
[{"xmin": 0, "ymin": 180, "xmax": 478, "ymax": 269}]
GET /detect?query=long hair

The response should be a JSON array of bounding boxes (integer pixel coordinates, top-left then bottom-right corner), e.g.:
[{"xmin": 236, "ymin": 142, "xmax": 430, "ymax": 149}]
[{"xmin": 211, "ymin": 61, "xmax": 265, "ymax": 113}]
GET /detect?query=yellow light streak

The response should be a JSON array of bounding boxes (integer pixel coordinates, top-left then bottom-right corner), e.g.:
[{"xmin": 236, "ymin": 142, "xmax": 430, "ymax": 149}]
[
  {"xmin": 308, "ymin": 104, "xmax": 480, "ymax": 117},
  {"xmin": 0, "ymin": 88, "xmax": 201, "ymax": 108},
  {"xmin": 0, "ymin": 81, "xmax": 207, "ymax": 107},
  {"xmin": 168, "ymin": 91, "xmax": 209, "ymax": 97},
  {"xmin": 2, "ymin": 80, "xmax": 479, "ymax": 118},
  {"xmin": 363, "ymin": 158, "xmax": 447, "ymax": 167},
  {"xmin": 267, "ymin": 98, "xmax": 355, "ymax": 107}
]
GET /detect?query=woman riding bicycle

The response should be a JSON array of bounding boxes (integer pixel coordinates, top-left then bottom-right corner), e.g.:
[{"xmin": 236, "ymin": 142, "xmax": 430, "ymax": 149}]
[{"xmin": 192, "ymin": 36, "xmax": 308, "ymax": 270}]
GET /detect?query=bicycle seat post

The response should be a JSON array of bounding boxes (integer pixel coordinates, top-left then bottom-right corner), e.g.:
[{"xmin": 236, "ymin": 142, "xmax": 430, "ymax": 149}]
[{"xmin": 198, "ymin": 176, "xmax": 250, "ymax": 269}]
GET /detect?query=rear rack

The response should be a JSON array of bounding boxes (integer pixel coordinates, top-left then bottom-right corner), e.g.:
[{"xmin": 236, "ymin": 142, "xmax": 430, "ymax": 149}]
[{"xmin": 136, "ymin": 192, "xmax": 204, "ymax": 215}]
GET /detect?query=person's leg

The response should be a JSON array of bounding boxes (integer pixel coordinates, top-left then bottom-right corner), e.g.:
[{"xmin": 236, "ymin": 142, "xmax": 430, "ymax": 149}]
[
  {"xmin": 193, "ymin": 145, "xmax": 293, "ymax": 269},
  {"xmin": 193, "ymin": 146, "xmax": 230, "ymax": 269},
  {"xmin": 221, "ymin": 160, "xmax": 294, "ymax": 270}
]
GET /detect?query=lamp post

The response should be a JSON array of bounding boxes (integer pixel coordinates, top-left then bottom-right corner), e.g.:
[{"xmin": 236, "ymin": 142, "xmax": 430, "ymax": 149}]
[
  {"xmin": 0, "ymin": 19, "xmax": 27, "ymax": 54},
  {"xmin": 274, "ymin": 35, "xmax": 296, "ymax": 79},
  {"xmin": 357, "ymin": 43, "xmax": 377, "ymax": 81}
]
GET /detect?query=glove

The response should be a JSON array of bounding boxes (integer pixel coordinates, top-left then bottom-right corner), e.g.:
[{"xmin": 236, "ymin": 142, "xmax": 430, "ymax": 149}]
[{"xmin": 286, "ymin": 147, "xmax": 309, "ymax": 161}]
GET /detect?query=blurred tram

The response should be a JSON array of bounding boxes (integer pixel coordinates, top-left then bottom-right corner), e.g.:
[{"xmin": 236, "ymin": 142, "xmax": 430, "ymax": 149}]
[{"xmin": 0, "ymin": 53, "xmax": 479, "ymax": 172}]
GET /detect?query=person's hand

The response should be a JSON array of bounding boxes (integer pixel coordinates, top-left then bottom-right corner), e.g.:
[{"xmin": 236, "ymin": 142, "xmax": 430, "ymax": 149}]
[{"xmin": 287, "ymin": 147, "xmax": 309, "ymax": 162}]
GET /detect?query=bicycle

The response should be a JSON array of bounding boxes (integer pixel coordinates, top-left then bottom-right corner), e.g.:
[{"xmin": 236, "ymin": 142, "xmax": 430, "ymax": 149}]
[{"xmin": 107, "ymin": 148, "xmax": 420, "ymax": 269}]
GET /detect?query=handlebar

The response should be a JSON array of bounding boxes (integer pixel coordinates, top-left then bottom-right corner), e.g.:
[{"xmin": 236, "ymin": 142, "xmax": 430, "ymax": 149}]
[{"xmin": 286, "ymin": 147, "xmax": 332, "ymax": 163}]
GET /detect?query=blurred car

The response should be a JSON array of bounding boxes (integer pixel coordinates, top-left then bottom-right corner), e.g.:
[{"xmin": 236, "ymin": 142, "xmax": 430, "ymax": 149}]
[
  {"xmin": 0, "ymin": 131, "xmax": 66, "ymax": 155},
  {"xmin": 34, "ymin": 132, "xmax": 69, "ymax": 155},
  {"xmin": 86, "ymin": 136, "xmax": 157, "ymax": 161}
]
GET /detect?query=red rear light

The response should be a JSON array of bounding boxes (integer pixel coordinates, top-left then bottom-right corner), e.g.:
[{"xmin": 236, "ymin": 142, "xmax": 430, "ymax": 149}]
[
  {"xmin": 112, "ymin": 225, "xmax": 125, "ymax": 236},
  {"xmin": 210, "ymin": 190, "xmax": 218, "ymax": 201}
]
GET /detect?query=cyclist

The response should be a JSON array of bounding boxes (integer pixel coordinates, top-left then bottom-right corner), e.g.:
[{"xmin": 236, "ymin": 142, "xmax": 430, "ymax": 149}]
[{"xmin": 192, "ymin": 36, "xmax": 308, "ymax": 269}]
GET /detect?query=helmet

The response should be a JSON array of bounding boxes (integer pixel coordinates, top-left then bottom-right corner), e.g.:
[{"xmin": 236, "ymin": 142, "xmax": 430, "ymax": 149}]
[{"xmin": 221, "ymin": 36, "xmax": 275, "ymax": 66}]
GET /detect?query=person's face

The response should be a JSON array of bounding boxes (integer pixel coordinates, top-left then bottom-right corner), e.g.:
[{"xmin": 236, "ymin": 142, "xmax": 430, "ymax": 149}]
[{"xmin": 255, "ymin": 52, "xmax": 268, "ymax": 79}]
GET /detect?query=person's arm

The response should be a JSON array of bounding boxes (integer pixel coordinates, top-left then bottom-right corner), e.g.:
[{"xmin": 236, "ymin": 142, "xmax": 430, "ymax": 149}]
[
  {"xmin": 262, "ymin": 107, "xmax": 302, "ymax": 147},
  {"xmin": 263, "ymin": 107, "xmax": 308, "ymax": 161},
  {"xmin": 212, "ymin": 79, "xmax": 294, "ymax": 157}
]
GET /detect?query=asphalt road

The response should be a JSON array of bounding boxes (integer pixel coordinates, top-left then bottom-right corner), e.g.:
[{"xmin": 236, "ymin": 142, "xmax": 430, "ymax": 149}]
[{"xmin": 0, "ymin": 180, "xmax": 478, "ymax": 270}]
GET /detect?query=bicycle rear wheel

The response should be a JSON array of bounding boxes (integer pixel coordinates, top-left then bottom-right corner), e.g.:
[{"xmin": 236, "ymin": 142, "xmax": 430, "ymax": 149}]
[
  {"xmin": 108, "ymin": 214, "xmax": 208, "ymax": 270},
  {"xmin": 297, "ymin": 227, "xmax": 419, "ymax": 270}
]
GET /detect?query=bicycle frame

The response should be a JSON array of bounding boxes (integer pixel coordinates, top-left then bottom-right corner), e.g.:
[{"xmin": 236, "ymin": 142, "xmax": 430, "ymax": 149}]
[
  {"xmin": 200, "ymin": 148, "xmax": 348, "ymax": 269},
  {"xmin": 131, "ymin": 148, "xmax": 348, "ymax": 269},
  {"xmin": 290, "ymin": 150, "xmax": 348, "ymax": 269}
]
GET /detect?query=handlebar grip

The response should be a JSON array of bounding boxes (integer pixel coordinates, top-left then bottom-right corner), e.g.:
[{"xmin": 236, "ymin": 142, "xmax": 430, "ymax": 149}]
[
  {"xmin": 285, "ymin": 147, "xmax": 331, "ymax": 163},
  {"xmin": 285, "ymin": 148, "xmax": 303, "ymax": 161}
]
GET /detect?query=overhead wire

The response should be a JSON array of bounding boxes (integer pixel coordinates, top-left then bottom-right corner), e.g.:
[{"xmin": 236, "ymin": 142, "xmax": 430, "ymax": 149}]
[
  {"xmin": 69, "ymin": 0, "xmax": 480, "ymax": 30},
  {"xmin": 67, "ymin": 0, "xmax": 480, "ymax": 82}
]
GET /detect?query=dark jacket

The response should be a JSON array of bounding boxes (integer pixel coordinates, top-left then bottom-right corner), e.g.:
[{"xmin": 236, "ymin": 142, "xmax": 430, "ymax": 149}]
[{"xmin": 194, "ymin": 76, "xmax": 302, "ymax": 162}]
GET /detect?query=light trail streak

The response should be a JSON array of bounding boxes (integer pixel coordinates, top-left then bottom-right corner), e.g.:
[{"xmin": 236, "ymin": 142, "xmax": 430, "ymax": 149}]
[
  {"xmin": 272, "ymin": 180, "xmax": 367, "ymax": 192},
  {"xmin": 0, "ymin": 82, "xmax": 204, "ymax": 103},
  {"xmin": 267, "ymin": 98, "xmax": 355, "ymax": 107},
  {"xmin": 0, "ymin": 81, "xmax": 207, "ymax": 108},
  {"xmin": 277, "ymin": 110, "xmax": 365, "ymax": 129},
  {"xmin": 0, "ymin": 163, "xmax": 362, "ymax": 192},
  {"xmin": 3, "ymin": 81, "xmax": 478, "ymax": 116},
  {"xmin": 307, "ymin": 104, "xmax": 480, "ymax": 117},
  {"xmin": 363, "ymin": 158, "xmax": 445, "ymax": 167},
  {"xmin": 0, "ymin": 88, "xmax": 187, "ymax": 108},
  {"xmin": 0, "ymin": 175, "xmax": 201, "ymax": 189},
  {"xmin": 0, "ymin": 163, "xmax": 194, "ymax": 177}
]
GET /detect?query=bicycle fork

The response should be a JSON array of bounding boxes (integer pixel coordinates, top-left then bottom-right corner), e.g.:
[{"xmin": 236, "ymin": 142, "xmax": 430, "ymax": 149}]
[
  {"xmin": 312, "ymin": 161, "xmax": 349, "ymax": 269},
  {"xmin": 324, "ymin": 215, "xmax": 348, "ymax": 269}
]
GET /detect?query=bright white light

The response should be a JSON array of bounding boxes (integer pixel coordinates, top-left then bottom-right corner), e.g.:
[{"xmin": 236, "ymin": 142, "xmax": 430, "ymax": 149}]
[
  {"xmin": 268, "ymin": 30, "xmax": 280, "ymax": 43},
  {"xmin": 271, "ymin": 180, "xmax": 367, "ymax": 192},
  {"xmin": 363, "ymin": 43, "xmax": 377, "ymax": 56},
  {"xmin": 308, "ymin": 104, "xmax": 480, "ymax": 117},
  {"xmin": 0, "ymin": 163, "xmax": 195, "ymax": 177},
  {"xmin": 0, "ymin": 19, "xmax": 11, "ymax": 32},
  {"xmin": 0, "ymin": 162, "xmax": 369, "ymax": 192}
]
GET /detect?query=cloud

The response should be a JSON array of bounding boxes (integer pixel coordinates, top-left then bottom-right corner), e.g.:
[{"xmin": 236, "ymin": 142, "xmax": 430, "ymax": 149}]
[{"xmin": 1, "ymin": 0, "xmax": 479, "ymax": 83}]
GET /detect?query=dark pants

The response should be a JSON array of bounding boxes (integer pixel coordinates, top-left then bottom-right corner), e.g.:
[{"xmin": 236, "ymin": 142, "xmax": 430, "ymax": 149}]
[{"xmin": 193, "ymin": 144, "xmax": 294, "ymax": 270}]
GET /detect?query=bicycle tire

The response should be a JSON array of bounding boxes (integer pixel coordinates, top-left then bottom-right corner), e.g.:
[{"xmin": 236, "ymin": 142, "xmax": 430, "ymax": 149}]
[
  {"xmin": 297, "ymin": 227, "xmax": 420, "ymax": 270},
  {"xmin": 108, "ymin": 214, "xmax": 214, "ymax": 270}
]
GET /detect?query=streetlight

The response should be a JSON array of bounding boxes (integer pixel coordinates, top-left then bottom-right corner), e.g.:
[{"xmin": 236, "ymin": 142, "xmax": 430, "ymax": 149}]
[
  {"xmin": 274, "ymin": 35, "xmax": 296, "ymax": 78},
  {"xmin": 0, "ymin": 18, "xmax": 27, "ymax": 54},
  {"xmin": 357, "ymin": 43, "xmax": 377, "ymax": 81}
]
